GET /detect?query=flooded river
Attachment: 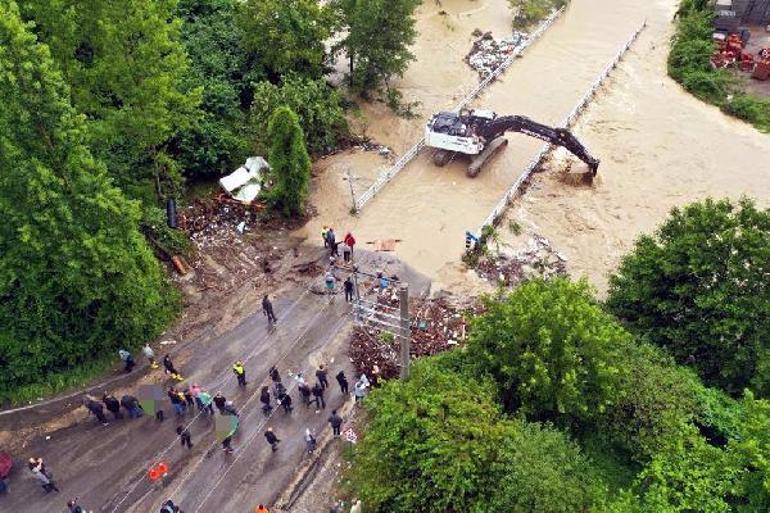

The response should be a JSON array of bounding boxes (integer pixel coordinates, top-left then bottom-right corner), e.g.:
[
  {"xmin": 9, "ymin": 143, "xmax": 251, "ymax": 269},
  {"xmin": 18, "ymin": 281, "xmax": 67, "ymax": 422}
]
[{"xmin": 301, "ymin": 0, "xmax": 770, "ymax": 292}]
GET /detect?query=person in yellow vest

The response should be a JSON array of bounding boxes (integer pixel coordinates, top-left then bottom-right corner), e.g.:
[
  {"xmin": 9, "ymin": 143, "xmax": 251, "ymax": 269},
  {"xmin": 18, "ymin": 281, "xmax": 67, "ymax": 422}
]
[
  {"xmin": 233, "ymin": 361, "xmax": 247, "ymax": 388},
  {"xmin": 321, "ymin": 226, "xmax": 329, "ymax": 248}
]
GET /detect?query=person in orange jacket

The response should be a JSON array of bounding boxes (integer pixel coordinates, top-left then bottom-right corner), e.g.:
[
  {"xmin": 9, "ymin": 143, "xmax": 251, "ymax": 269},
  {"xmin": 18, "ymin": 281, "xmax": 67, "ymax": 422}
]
[{"xmin": 255, "ymin": 504, "xmax": 269, "ymax": 513}]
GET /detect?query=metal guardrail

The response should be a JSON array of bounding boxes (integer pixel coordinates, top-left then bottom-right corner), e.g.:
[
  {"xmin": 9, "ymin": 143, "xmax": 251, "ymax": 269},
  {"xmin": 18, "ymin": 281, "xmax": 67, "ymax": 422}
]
[
  {"xmin": 471, "ymin": 20, "xmax": 647, "ymax": 241},
  {"xmin": 352, "ymin": 7, "xmax": 567, "ymax": 212}
]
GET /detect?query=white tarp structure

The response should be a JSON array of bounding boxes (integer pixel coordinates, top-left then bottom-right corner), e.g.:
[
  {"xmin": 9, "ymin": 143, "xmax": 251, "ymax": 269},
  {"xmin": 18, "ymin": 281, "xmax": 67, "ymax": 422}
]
[{"xmin": 219, "ymin": 156, "xmax": 270, "ymax": 203}]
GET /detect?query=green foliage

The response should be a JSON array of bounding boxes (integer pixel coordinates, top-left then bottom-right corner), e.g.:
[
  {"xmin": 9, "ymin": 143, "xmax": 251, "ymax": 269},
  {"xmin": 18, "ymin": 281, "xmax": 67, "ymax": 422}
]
[
  {"xmin": 251, "ymin": 76, "xmax": 348, "ymax": 155},
  {"xmin": 467, "ymin": 278, "xmax": 629, "ymax": 421},
  {"xmin": 509, "ymin": 0, "xmax": 568, "ymax": 29},
  {"xmin": 337, "ymin": 0, "xmax": 421, "ymax": 94},
  {"xmin": 140, "ymin": 206, "xmax": 192, "ymax": 257},
  {"xmin": 239, "ymin": 0, "xmax": 334, "ymax": 80},
  {"xmin": 607, "ymin": 198, "xmax": 770, "ymax": 396},
  {"xmin": 0, "ymin": 2, "xmax": 178, "ymax": 400},
  {"xmin": 19, "ymin": 0, "xmax": 200, "ymax": 197},
  {"xmin": 266, "ymin": 107, "xmax": 311, "ymax": 217},
  {"xmin": 171, "ymin": 0, "xmax": 256, "ymax": 178},
  {"xmin": 349, "ymin": 357, "xmax": 601, "ymax": 513},
  {"xmin": 668, "ymin": 0, "xmax": 770, "ymax": 132}
]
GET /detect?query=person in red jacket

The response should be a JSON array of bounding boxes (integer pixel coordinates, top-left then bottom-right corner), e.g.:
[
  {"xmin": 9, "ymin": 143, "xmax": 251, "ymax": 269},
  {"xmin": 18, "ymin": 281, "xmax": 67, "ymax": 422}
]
[{"xmin": 343, "ymin": 232, "xmax": 356, "ymax": 262}]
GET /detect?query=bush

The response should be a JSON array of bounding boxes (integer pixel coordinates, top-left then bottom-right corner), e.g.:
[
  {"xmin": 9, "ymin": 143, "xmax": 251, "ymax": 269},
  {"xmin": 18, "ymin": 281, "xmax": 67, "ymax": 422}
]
[
  {"xmin": 466, "ymin": 278, "xmax": 630, "ymax": 422},
  {"xmin": 348, "ymin": 357, "xmax": 601, "ymax": 513},
  {"xmin": 265, "ymin": 107, "xmax": 312, "ymax": 217},
  {"xmin": 251, "ymin": 76, "xmax": 348, "ymax": 155},
  {"xmin": 606, "ymin": 198, "xmax": 770, "ymax": 396}
]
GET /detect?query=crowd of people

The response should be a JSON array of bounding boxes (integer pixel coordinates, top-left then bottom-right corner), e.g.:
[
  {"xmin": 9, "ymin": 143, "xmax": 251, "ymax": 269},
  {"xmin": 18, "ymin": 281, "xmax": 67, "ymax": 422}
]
[{"xmin": 24, "ymin": 229, "xmax": 373, "ymax": 512}]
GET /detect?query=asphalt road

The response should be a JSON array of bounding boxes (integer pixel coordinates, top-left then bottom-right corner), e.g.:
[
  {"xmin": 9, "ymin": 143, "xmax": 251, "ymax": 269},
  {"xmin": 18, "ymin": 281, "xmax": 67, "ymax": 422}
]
[{"xmin": 1, "ymin": 252, "xmax": 430, "ymax": 513}]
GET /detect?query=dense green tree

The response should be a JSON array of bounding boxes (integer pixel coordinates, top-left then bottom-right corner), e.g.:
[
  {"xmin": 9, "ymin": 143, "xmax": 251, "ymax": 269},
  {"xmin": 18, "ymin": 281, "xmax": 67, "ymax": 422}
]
[
  {"xmin": 336, "ymin": 0, "xmax": 421, "ymax": 93},
  {"xmin": 349, "ymin": 356, "xmax": 601, "ymax": 513},
  {"xmin": 19, "ymin": 0, "xmax": 199, "ymax": 198},
  {"xmin": 239, "ymin": 0, "xmax": 334, "ymax": 80},
  {"xmin": 266, "ymin": 107, "xmax": 311, "ymax": 217},
  {"xmin": 171, "ymin": 0, "xmax": 258, "ymax": 178},
  {"xmin": 0, "ymin": 2, "xmax": 176, "ymax": 399},
  {"xmin": 251, "ymin": 76, "xmax": 348, "ymax": 155},
  {"xmin": 467, "ymin": 278, "xmax": 629, "ymax": 421},
  {"xmin": 607, "ymin": 198, "xmax": 770, "ymax": 396}
]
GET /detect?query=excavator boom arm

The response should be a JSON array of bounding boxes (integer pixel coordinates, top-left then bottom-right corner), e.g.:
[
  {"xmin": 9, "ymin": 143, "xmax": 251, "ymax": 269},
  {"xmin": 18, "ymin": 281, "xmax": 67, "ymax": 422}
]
[{"xmin": 478, "ymin": 115, "xmax": 600, "ymax": 173}]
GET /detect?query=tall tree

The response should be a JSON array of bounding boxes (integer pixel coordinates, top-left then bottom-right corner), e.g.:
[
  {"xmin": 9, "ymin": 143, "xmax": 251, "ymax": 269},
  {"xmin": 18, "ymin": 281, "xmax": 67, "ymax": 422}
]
[
  {"xmin": 239, "ymin": 0, "xmax": 334, "ymax": 81},
  {"xmin": 606, "ymin": 198, "xmax": 770, "ymax": 396},
  {"xmin": 0, "ymin": 1, "xmax": 176, "ymax": 399},
  {"xmin": 466, "ymin": 278, "xmax": 630, "ymax": 422},
  {"xmin": 19, "ymin": 0, "xmax": 199, "ymax": 200},
  {"xmin": 266, "ymin": 107, "xmax": 311, "ymax": 217},
  {"xmin": 337, "ymin": 0, "xmax": 421, "ymax": 93}
]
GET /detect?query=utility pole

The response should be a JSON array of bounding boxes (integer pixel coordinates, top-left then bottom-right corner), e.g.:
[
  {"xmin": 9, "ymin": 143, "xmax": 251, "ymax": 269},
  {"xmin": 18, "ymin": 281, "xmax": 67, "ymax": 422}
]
[
  {"xmin": 398, "ymin": 283, "xmax": 411, "ymax": 380},
  {"xmin": 346, "ymin": 168, "xmax": 357, "ymax": 213}
]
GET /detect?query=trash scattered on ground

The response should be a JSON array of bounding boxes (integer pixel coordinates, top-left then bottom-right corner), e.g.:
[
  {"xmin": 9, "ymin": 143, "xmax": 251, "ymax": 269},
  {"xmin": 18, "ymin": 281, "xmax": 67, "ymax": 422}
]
[
  {"xmin": 349, "ymin": 296, "xmax": 482, "ymax": 381},
  {"xmin": 219, "ymin": 156, "xmax": 269, "ymax": 203},
  {"xmin": 475, "ymin": 234, "xmax": 567, "ymax": 285},
  {"xmin": 465, "ymin": 31, "xmax": 528, "ymax": 79},
  {"xmin": 180, "ymin": 194, "xmax": 264, "ymax": 251}
]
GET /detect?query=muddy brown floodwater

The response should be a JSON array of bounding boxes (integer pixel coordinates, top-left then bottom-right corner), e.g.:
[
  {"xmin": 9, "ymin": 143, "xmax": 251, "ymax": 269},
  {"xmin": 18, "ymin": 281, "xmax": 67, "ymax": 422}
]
[{"xmin": 301, "ymin": 0, "xmax": 770, "ymax": 293}]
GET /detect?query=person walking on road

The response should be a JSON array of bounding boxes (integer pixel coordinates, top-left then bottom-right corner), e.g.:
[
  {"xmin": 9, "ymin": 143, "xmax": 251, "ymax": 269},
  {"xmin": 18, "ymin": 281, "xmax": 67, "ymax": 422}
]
[
  {"xmin": 213, "ymin": 392, "xmax": 227, "ymax": 415},
  {"xmin": 344, "ymin": 277, "xmax": 354, "ymax": 303},
  {"xmin": 260, "ymin": 386, "xmax": 272, "ymax": 414},
  {"xmin": 298, "ymin": 382, "xmax": 312, "ymax": 407},
  {"xmin": 84, "ymin": 397, "xmax": 109, "ymax": 426},
  {"xmin": 336, "ymin": 370, "xmax": 349, "ymax": 395},
  {"xmin": 121, "ymin": 395, "xmax": 143, "ymax": 418},
  {"xmin": 341, "ymin": 241, "xmax": 351, "ymax": 263},
  {"xmin": 312, "ymin": 383, "xmax": 326, "ymax": 410},
  {"xmin": 264, "ymin": 428, "xmax": 280, "ymax": 451},
  {"xmin": 143, "ymin": 344, "xmax": 159, "ymax": 369},
  {"xmin": 233, "ymin": 361, "xmax": 247, "ymax": 387},
  {"xmin": 344, "ymin": 232, "xmax": 356, "ymax": 258},
  {"xmin": 29, "ymin": 458, "xmax": 59, "ymax": 493},
  {"xmin": 316, "ymin": 365, "xmax": 329, "ymax": 390},
  {"xmin": 118, "ymin": 349, "xmax": 135, "ymax": 373},
  {"xmin": 325, "ymin": 270, "xmax": 336, "ymax": 297},
  {"xmin": 262, "ymin": 295, "xmax": 277, "ymax": 324},
  {"xmin": 329, "ymin": 410, "xmax": 343, "ymax": 437},
  {"xmin": 305, "ymin": 428, "xmax": 317, "ymax": 453},
  {"xmin": 176, "ymin": 426, "xmax": 193, "ymax": 449},
  {"xmin": 103, "ymin": 393, "xmax": 122, "ymax": 420}
]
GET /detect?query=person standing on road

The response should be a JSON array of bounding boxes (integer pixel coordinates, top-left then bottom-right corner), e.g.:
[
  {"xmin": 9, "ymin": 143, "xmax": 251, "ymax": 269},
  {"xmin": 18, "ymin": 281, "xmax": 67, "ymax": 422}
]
[
  {"xmin": 233, "ymin": 361, "xmax": 247, "ymax": 388},
  {"xmin": 29, "ymin": 458, "xmax": 59, "ymax": 493},
  {"xmin": 84, "ymin": 397, "xmax": 109, "ymax": 426},
  {"xmin": 325, "ymin": 271, "xmax": 336, "ymax": 297},
  {"xmin": 262, "ymin": 295, "xmax": 277, "ymax": 324},
  {"xmin": 189, "ymin": 384, "xmax": 203, "ymax": 411},
  {"xmin": 169, "ymin": 387, "xmax": 186, "ymax": 417},
  {"xmin": 143, "ymin": 344, "xmax": 159, "ymax": 369},
  {"xmin": 67, "ymin": 497, "xmax": 91, "ymax": 513},
  {"xmin": 336, "ymin": 371, "xmax": 349, "ymax": 395},
  {"xmin": 344, "ymin": 232, "xmax": 356, "ymax": 257},
  {"xmin": 312, "ymin": 382, "xmax": 326, "ymax": 410},
  {"xmin": 316, "ymin": 365, "xmax": 329, "ymax": 389},
  {"xmin": 118, "ymin": 349, "xmax": 135, "ymax": 373},
  {"xmin": 269, "ymin": 365, "xmax": 281, "ymax": 383},
  {"xmin": 182, "ymin": 387, "xmax": 195, "ymax": 410},
  {"xmin": 213, "ymin": 392, "xmax": 227, "ymax": 415},
  {"xmin": 298, "ymin": 382, "xmax": 312, "ymax": 407},
  {"xmin": 278, "ymin": 391, "xmax": 293, "ymax": 413},
  {"xmin": 354, "ymin": 380, "xmax": 367, "ymax": 403},
  {"xmin": 121, "ymin": 394, "xmax": 143, "ymax": 418},
  {"xmin": 321, "ymin": 226, "xmax": 329, "ymax": 248},
  {"xmin": 163, "ymin": 355, "xmax": 182, "ymax": 380},
  {"xmin": 222, "ymin": 435, "xmax": 234, "ymax": 454},
  {"xmin": 255, "ymin": 504, "xmax": 269, "ymax": 513},
  {"xmin": 102, "ymin": 393, "xmax": 122, "ymax": 420},
  {"xmin": 260, "ymin": 386, "xmax": 272, "ymax": 414},
  {"xmin": 341, "ymin": 241, "xmax": 351, "ymax": 263},
  {"xmin": 328, "ymin": 410, "xmax": 343, "ymax": 437},
  {"xmin": 264, "ymin": 428, "xmax": 281, "ymax": 451},
  {"xmin": 344, "ymin": 277, "xmax": 354, "ymax": 303},
  {"xmin": 326, "ymin": 228, "xmax": 336, "ymax": 255},
  {"xmin": 176, "ymin": 426, "xmax": 193, "ymax": 449},
  {"xmin": 304, "ymin": 428, "xmax": 317, "ymax": 453},
  {"xmin": 198, "ymin": 390, "xmax": 214, "ymax": 416}
]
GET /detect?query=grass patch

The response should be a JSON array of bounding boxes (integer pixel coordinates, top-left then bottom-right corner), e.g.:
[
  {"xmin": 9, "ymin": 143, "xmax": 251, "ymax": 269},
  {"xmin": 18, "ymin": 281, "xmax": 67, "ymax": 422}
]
[
  {"xmin": 669, "ymin": 0, "xmax": 770, "ymax": 132},
  {"xmin": 1, "ymin": 355, "xmax": 116, "ymax": 407},
  {"xmin": 509, "ymin": 0, "xmax": 568, "ymax": 29}
]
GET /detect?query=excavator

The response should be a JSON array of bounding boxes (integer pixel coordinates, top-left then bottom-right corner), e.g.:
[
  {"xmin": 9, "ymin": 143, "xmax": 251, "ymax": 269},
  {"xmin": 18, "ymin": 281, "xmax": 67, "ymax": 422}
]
[{"xmin": 425, "ymin": 109, "xmax": 600, "ymax": 177}]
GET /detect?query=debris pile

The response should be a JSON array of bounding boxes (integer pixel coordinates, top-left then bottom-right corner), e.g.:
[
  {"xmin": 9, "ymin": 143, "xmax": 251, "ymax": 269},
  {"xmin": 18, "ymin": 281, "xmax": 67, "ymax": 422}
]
[
  {"xmin": 349, "ymin": 296, "xmax": 481, "ymax": 381},
  {"xmin": 180, "ymin": 194, "xmax": 263, "ymax": 251},
  {"xmin": 465, "ymin": 31, "xmax": 528, "ymax": 79},
  {"xmin": 475, "ymin": 235, "xmax": 567, "ymax": 286}
]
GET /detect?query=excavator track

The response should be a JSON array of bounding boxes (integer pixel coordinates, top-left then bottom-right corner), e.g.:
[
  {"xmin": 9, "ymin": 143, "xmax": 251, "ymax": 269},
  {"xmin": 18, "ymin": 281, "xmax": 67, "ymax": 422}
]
[
  {"xmin": 467, "ymin": 137, "xmax": 508, "ymax": 177},
  {"xmin": 432, "ymin": 149, "xmax": 453, "ymax": 167}
]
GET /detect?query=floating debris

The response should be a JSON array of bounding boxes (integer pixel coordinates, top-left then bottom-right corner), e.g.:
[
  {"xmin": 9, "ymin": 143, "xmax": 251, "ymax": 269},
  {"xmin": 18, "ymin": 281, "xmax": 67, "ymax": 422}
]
[
  {"xmin": 475, "ymin": 235, "xmax": 567, "ymax": 286},
  {"xmin": 465, "ymin": 31, "xmax": 528, "ymax": 79}
]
